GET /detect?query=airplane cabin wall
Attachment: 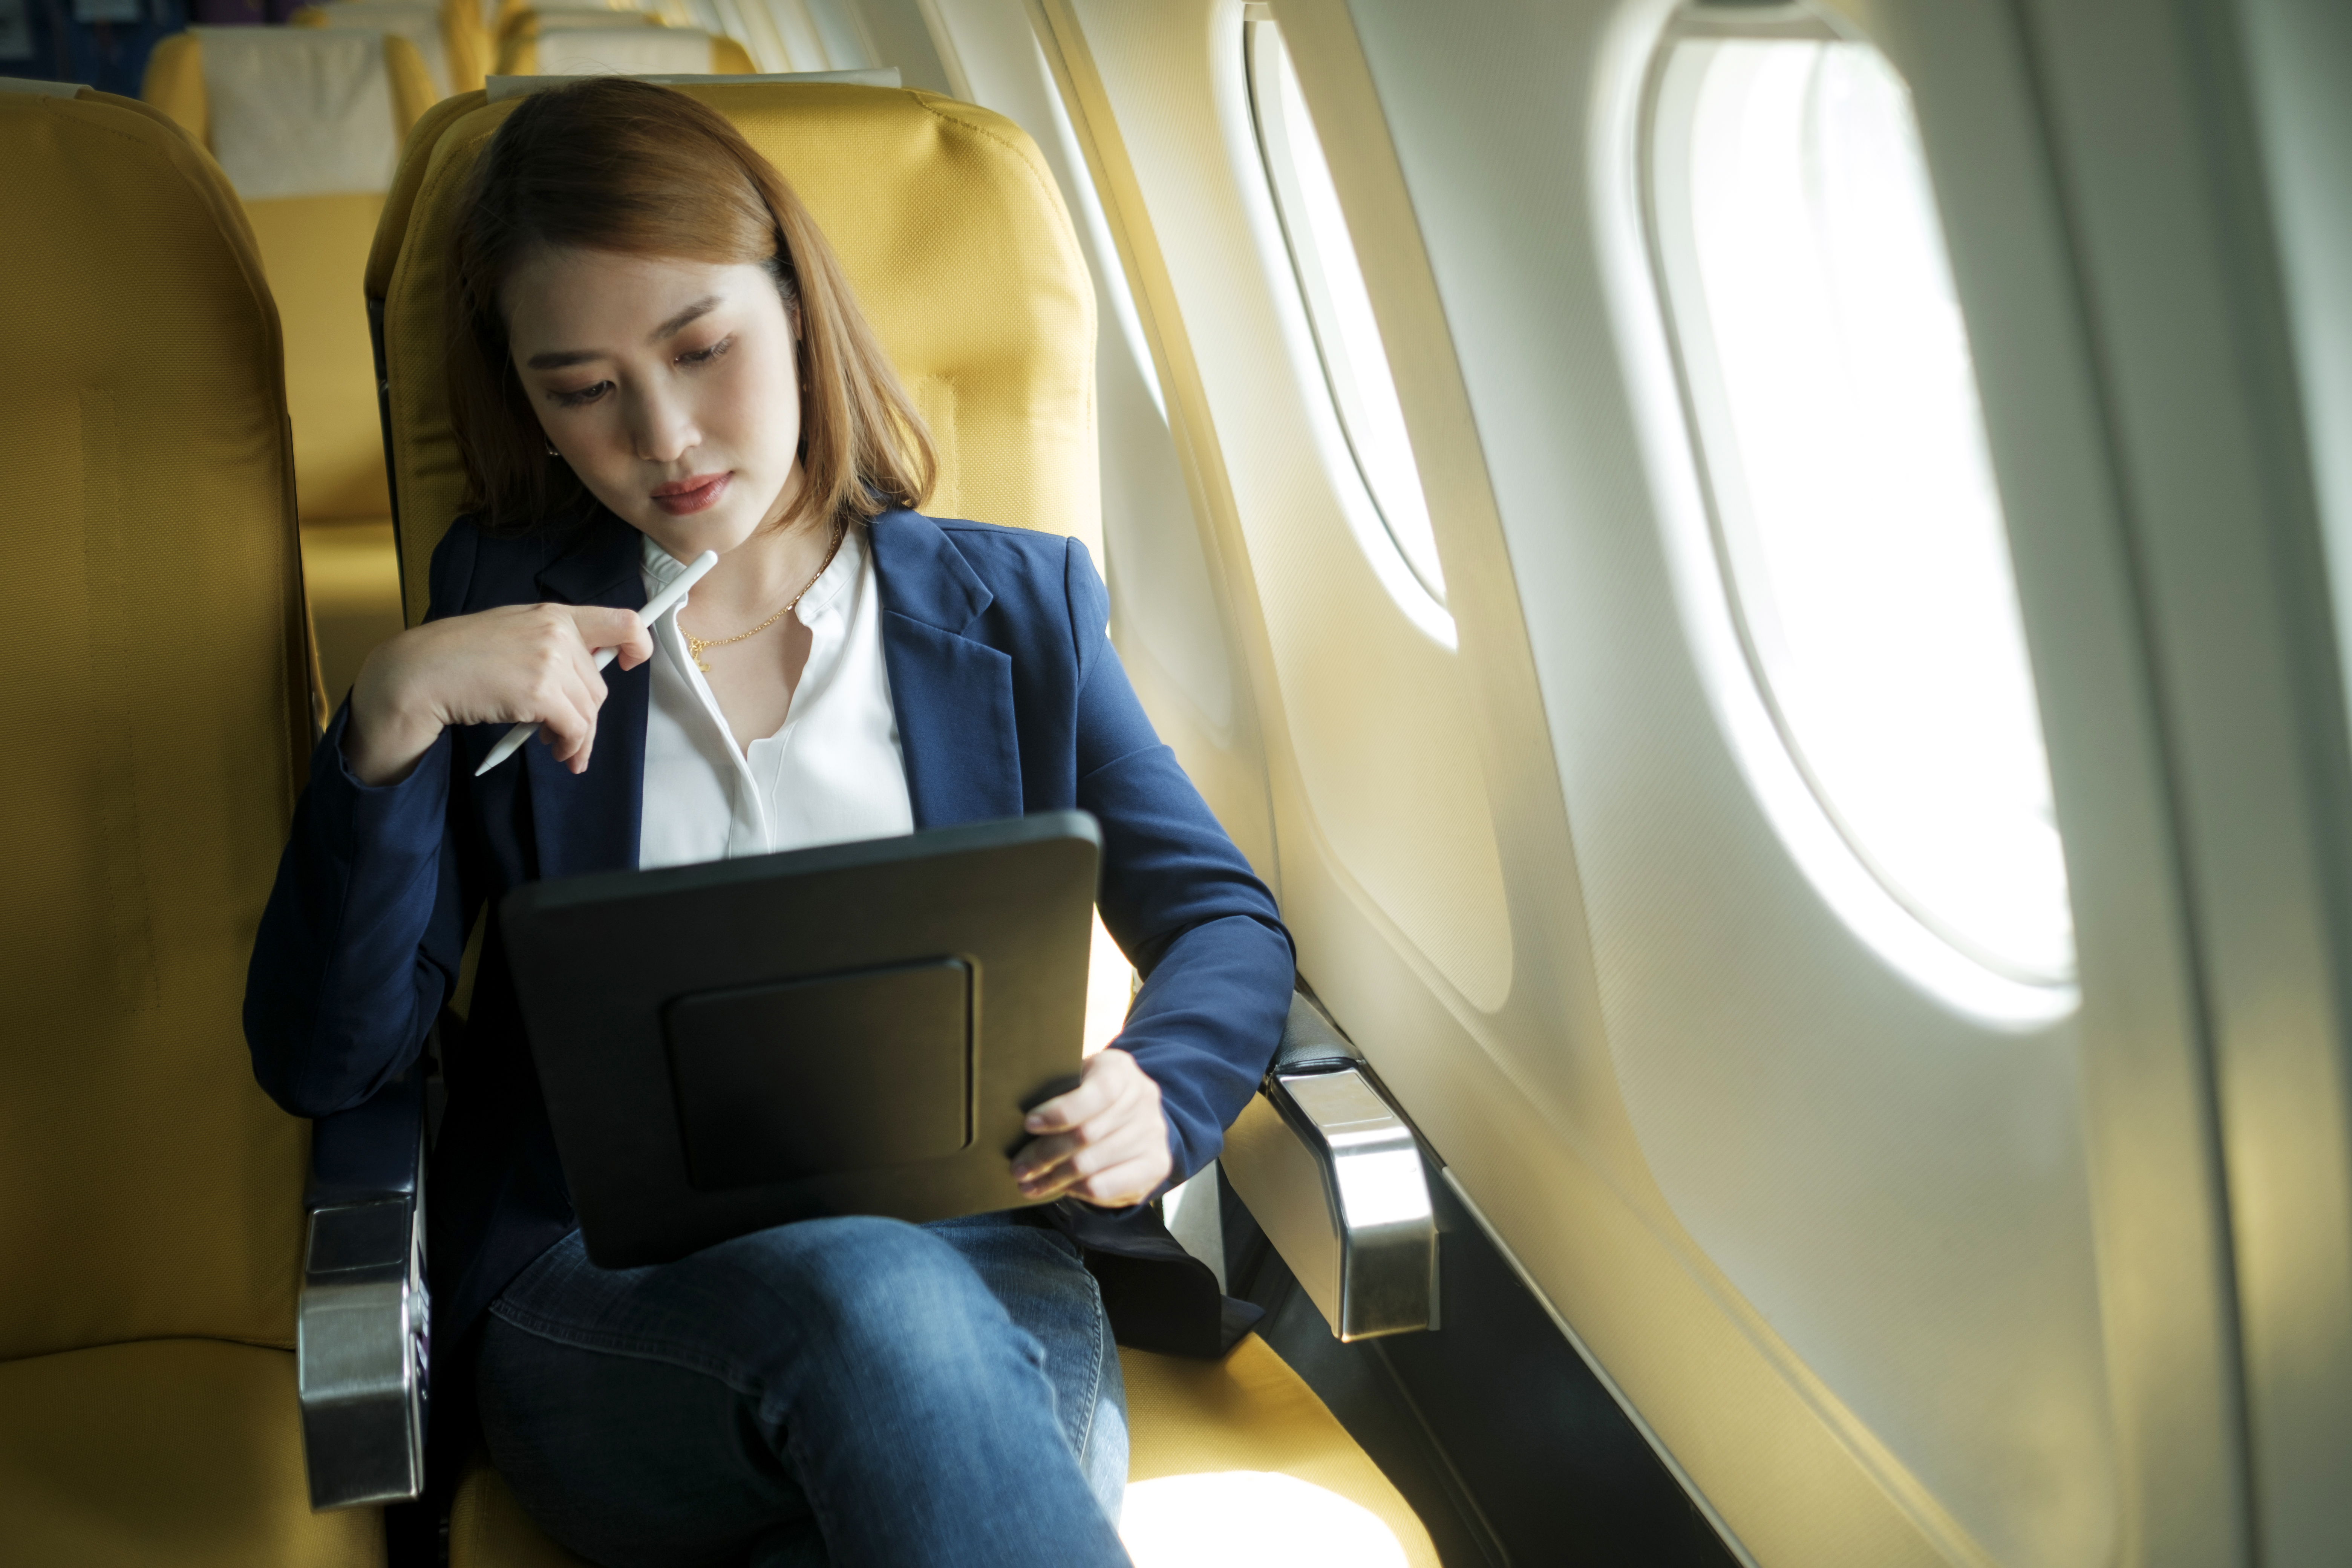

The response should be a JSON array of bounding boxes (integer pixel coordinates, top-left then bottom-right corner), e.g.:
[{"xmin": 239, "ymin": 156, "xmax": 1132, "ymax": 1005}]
[{"xmin": 844, "ymin": 0, "xmax": 2352, "ymax": 1563}]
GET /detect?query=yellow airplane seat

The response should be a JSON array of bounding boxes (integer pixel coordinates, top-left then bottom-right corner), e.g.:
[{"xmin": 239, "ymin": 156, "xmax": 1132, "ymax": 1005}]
[
  {"xmin": 491, "ymin": 18, "xmax": 754, "ymax": 79},
  {"xmin": 292, "ymin": 0, "xmax": 492, "ymax": 98},
  {"xmin": 490, "ymin": 0, "xmax": 661, "ymax": 49},
  {"xmin": 362, "ymin": 80, "xmax": 1437, "ymax": 1565},
  {"xmin": 492, "ymin": 0, "xmax": 655, "ymax": 31},
  {"xmin": 142, "ymin": 26, "xmax": 435, "ymax": 709},
  {"xmin": 0, "ymin": 77, "xmax": 381, "ymax": 1568}
]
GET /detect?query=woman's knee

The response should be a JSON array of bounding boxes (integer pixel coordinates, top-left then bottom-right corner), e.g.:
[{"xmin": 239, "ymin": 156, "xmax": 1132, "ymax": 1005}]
[{"xmin": 722, "ymin": 1216, "xmax": 1024, "ymax": 1367}]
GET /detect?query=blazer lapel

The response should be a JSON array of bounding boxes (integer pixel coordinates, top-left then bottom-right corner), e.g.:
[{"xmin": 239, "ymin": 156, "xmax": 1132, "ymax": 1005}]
[
  {"xmin": 523, "ymin": 511, "xmax": 649, "ymax": 880},
  {"xmin": 868, "ymin": 511, "xmax": 1023, "ymax": 829}
]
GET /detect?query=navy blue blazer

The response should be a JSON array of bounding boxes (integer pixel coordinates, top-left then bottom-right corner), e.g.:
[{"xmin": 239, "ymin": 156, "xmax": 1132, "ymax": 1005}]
[{"xmin": 244, "ymin": 505, "xmax": 1294, "ymax": 1356}]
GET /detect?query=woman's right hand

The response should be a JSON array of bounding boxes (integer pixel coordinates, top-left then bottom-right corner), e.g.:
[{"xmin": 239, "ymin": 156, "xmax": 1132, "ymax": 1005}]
[{"xmin": 343, "ymin": 603, "xmax": 655, "ymax": 787}]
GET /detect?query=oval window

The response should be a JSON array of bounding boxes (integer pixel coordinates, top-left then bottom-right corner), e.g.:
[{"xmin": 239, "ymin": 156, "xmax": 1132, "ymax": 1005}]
[
  {"xmin": 1248, "ymin": 18, "xmax": 1445, "ymax": 607},
  {"xmin": 1648, "ymin": 28, "xmax": 2074, "ymax": 992}
]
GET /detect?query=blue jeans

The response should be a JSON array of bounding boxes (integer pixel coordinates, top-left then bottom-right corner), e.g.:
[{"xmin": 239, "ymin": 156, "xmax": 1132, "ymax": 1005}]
[{"xmin": 475, "ymin": 1213, "xmax": 1129, "ymax": 1568}]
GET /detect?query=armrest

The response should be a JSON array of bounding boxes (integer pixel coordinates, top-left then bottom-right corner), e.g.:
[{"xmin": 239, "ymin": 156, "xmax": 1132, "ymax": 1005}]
[
  {"xmin": 299, "ymin": 1068, "xmax": 429, "ymax": 1512},
  {"xmin": 1220, "ymin": 992, "xmax": 1438, "ymax": 1340}
]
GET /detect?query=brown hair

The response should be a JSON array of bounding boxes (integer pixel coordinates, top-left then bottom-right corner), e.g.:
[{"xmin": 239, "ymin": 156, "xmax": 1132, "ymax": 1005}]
[{"xmin": 446, "ymin": 77, "xmax": 935, "ymax": 533}]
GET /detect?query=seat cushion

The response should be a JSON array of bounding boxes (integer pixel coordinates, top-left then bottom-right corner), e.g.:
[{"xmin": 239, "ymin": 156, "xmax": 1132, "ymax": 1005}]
[
  {"xmin": 449, "ymin": 1338, "xmax": 1437, "ymax": 1567},
  {"xmin": 0, "ymin": 1339, "xmax": 383, "ymax": 1567},
  {"xmin": 1121, "ymin": 1340, "xmax": 1439, "ymax": 1568}
]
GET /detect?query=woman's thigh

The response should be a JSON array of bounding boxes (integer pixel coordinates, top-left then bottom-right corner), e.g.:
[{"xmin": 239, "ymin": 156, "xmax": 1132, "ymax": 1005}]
[
  {"xmin": 922, "ymin": 1214, "xmax": 1128, "ymax": 1507},
  {"xmin": 476, "ymin": 1213, "xmax": 1125, "ymax": 1567}
]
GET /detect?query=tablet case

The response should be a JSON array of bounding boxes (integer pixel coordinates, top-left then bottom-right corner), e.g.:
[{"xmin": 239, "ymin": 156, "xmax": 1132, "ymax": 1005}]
[{"xmin": 501, "ymin": 812, "xmax": 1100, "ymax": 1267}]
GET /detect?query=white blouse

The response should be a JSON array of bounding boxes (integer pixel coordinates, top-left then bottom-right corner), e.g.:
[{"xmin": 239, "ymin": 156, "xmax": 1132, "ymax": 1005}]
[{"xmin": 636, "ymin": 525, "xmax": 915, "ymax": 870}]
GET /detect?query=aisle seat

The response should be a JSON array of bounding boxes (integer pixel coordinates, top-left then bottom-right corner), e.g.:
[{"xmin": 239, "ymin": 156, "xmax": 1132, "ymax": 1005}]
[
  {"xmin": 292, "ymin": 0, "xmax": 491, "ymax": 97},
  {"xmin": 493, "ymin": 18, "xmax": 754, "ymax": 77},
  {"xmin": 0, "ymin": 78, "xmax": 378, "ymax": 1566},
  {"xmin": 143, "ymin": 27, "xmax": 433, "ymax": 705},
  {"xmin": 440, "ymin": 1340, "xmax": 1437, "ymax": 1568}
]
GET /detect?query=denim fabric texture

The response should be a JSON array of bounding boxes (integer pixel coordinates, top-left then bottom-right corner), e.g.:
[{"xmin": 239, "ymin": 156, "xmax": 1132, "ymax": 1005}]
[{"xmin": 476, "ymin": 1212, "xmax": 1129, "ymax": 1568}]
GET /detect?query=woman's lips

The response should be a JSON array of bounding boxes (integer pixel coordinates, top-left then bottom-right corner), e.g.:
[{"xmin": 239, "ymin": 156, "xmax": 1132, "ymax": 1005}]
[{"xmin": 651, "ymin": 472, "xmax": 730, "ymax": 516}]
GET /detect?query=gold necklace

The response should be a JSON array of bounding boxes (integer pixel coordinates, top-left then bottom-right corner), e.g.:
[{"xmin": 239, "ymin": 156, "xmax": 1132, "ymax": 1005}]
[{"xmin": 684, "ymin": 521, "xmax": 846, "ymax": 674}]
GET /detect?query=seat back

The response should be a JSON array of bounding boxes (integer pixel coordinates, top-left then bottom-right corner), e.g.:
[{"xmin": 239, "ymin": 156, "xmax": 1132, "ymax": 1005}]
[
  {"xmin": 493, "ymin": 2, "xmax": 660, "ymax": 47},
  {"xmin": 0, "ymin": 80, "xmax": 314, "ymax": 1363},
  {"xmin": 492, "ymin": 19, "xmax": 754, "ymax": 77},
  {"xmin": 145, "ymin": 28, "xmax": 436, "ymax": 526},
  {"xmin": 368, "ymin": 79, "xmax": 1099, "ymax": 622},
  {"xmin": 293, "ymin": 0, "xmax": 490, "ymax": 98}
]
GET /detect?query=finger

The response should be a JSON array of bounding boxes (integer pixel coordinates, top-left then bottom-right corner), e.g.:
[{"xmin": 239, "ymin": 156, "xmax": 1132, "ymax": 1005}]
[
  {"xmin": 1067, "ymin": 1156, "xmax": 1167, "ymax": 1207},
  {"xmin": 535, "ymin": 666, "xmax": 601, "ymax": 769},
  {"xmin": 1024, "ymin": 1072, "xmax": 1119, "ymax": 1135},
  {"xmin": 565, "ymin": 641, "xmax": 611, "ymax": 717},
  {"xmin": 575, "ymin": 606, "xmax": 655, "ymax": 669},
  {"xmin": 1069, "ymin": 1071, "xmax": 1155, "ymax": 1148},
  {"xmin": 1009, "ymin": 1132, "xmax": 1080, "ymax": 1187},
  {"xmin": 1015, "ymin": 1110, "xmax": 1158, "ymax": 1198}
]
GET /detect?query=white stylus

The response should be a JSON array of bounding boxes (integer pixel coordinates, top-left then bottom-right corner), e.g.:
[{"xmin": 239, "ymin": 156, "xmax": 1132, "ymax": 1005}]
[{"xmin": 473, "ymin": 548, "xmax": 720, "ymax": 777}]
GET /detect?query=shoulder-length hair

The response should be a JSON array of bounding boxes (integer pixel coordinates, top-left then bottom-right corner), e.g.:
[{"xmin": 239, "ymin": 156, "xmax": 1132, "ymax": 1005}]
[{"xmin": 446, "ymin": 77, "xmax": 935, "ymax": 533}]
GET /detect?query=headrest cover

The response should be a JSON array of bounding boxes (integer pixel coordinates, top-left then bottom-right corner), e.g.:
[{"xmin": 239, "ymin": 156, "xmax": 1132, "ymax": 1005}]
[
  {"xmin": 518, "ymin": 25, "xmax": 717, "ymax": 76},
  {"xmin": 484, "ymin": 66, "xmax": 899, "ymax": 100},
  {"xmin": 299, "ymin": 1, "xmax": 453, "ymax": 98},
  {"xmin": 194, "ymin": 27, "xmax": 403, "ymax": 199}
]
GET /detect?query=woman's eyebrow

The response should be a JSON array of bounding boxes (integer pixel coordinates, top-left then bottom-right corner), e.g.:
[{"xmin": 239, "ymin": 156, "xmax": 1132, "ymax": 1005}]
[
  {"xmin": 524, "ymin": 296, "xmax": 726, "ymax": 370},
  {"xmin": 652, "ymin": 295, "xmax": 724, "ymax": 341}
]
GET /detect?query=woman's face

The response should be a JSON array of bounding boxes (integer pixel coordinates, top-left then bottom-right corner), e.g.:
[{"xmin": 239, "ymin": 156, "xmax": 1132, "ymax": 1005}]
[{"xmin": 505, "ymin": 246, "xmax": 804, "ymax": 559}]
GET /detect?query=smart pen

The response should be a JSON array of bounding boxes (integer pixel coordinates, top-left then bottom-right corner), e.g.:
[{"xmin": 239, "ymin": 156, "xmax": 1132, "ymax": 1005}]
[{"xmin": 473, "ymin": 548, "xmax": 720, "ymax": 776}]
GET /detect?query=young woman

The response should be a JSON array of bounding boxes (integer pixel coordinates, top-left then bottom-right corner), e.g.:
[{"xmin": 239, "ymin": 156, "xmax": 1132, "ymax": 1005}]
[{"xmin": 244, "ymin": 78, "xmax": 1292, "ymax": 1567}]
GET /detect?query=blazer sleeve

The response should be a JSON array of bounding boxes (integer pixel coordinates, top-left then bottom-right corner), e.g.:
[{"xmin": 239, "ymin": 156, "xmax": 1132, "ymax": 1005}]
[
  {"xmin": 242, "ymin": 525, "xmax": 485, "ymax": 1118},
  {"xmin": 1064, "ymin": 538, "xmax": 1295, "ymax": 1184}
]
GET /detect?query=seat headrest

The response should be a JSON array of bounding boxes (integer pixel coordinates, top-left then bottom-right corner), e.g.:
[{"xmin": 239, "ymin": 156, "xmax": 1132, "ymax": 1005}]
[
  {"xmin": 372, "ymin": 82, "xmax": 1098, "ymax": 620},
  {"xmin": 496, "ymin": 21, "xmax": 750, "ymax": 78},
  {"xmin": 142, "ymin": 28, "xmax": 438, "ymax": 199},
  {"xmin": 292, "ymin": 0, "xmax": 466, "ymax": 99}
]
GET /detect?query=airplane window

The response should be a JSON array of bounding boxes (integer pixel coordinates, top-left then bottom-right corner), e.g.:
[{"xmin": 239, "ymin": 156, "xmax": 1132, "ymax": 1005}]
[
  {"xmin": 1246, "ymin": 20, "xmax": 1446, "ymax": 607},
  {"xmin": 1648, "ymin": 30, "xmax": 2076, "ymax": 993}
]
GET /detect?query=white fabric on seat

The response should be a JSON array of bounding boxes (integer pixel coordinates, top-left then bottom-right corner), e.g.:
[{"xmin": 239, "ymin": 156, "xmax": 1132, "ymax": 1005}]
[
  {"xmin": 301, "ymin": 2, "xmax": 452, "ymax": 97},
  {"xmin": 192, "ymin": 28, "xmax": 401, "ymax": 199},
  {"xmin": 525, "ymin": 24, "xmax": 715, "ymax": 75},
  {"xmin": 482, "ymin": 66, "xmax": 897, "ymax": 100},
  {"xmin": 518, "ymin": 5, "xmax": 659, "ymax": 27}
]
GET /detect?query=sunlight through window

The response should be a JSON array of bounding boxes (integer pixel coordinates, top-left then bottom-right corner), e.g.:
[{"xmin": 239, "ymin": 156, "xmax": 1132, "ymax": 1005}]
[
  {"xmin": 1249, "ymin": 21, "xmax": 1445, "ymax": 606},
  {"xmin": 1651, "ymin": 35, "xmax": 2074, "ymax": 990}
]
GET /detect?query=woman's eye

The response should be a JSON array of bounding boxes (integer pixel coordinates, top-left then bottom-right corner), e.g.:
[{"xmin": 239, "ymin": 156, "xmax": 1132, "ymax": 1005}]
[
  {"xmin": 551, "ymin": 381, "xmax": 611, "ymax": 408},
  {"xmin": 678, "ymin": 335, "xmax": 735, "ymax": 368}
]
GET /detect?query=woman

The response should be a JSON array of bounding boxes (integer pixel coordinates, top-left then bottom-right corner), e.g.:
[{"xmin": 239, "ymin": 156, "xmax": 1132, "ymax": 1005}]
[{"xmin": 244, "ymin": 78, "xmax": 1293, "ymax": 1566}]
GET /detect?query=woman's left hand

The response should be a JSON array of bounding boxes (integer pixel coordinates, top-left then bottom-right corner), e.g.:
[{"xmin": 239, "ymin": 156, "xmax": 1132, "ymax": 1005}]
[{"xmin": 1011, "ymin": 1048, "xmax": 1173, "ymax": 1207}]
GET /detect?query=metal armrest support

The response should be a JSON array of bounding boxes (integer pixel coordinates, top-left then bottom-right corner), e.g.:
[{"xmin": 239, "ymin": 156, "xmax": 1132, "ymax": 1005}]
[
  {"xmin": 300, "ymin": 1067, "xmax": 429, "ymax": 1511},
  {"xmin": 1220, "ymin": 992, "xmax": 1438, "ymax": 1340}
]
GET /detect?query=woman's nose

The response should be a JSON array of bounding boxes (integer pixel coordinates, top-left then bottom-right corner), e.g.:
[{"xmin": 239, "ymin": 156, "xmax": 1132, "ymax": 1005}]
[{"xmin": 628, "ymin": 387, "xmax": 698, "ymax": 464}]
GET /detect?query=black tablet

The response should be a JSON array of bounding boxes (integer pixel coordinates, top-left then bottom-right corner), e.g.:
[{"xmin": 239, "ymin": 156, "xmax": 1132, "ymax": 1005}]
[{"xmin": 501, "ymin": 812, "xmax": 1100, "ymax": 1268}]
